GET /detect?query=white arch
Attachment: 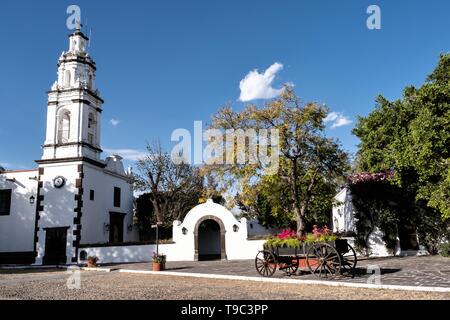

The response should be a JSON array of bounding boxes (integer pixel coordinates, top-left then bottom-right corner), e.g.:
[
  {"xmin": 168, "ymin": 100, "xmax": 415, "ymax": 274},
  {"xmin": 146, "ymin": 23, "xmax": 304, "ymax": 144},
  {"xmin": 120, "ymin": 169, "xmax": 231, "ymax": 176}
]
[{"xmin": 172, "ymin": 200, "xmax": 249, "ymax": 261}]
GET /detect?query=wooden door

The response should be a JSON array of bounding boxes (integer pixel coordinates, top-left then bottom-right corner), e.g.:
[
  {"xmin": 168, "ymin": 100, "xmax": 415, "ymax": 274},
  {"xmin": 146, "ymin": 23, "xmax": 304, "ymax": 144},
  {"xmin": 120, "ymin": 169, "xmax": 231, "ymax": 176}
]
[
  {"xmin": 109, "ymin": 213, "xmax": 125, "ymax": 243},
  {"xmin": 43, "ymin": 228, "xmax": 68, "ymax": 265}
]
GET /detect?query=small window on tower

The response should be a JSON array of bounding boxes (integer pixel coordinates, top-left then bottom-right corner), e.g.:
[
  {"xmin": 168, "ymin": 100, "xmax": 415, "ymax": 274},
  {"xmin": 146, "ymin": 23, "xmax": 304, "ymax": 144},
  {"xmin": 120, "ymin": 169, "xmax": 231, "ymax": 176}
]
[
  {"xmin": 88, "ymin": 113, "xmax": 95, "ymax": 129},
  {"xmin": 64, "ymin": 70, "xmax": 71, "ymax": 87},
  {"xmin": 88, "ymin": 133, "xmax": 94, "ymax": 145},
  {"xmin": 90, "ymin": 190, "xmax": 95, "ymax": 201},
  {"xmin": 114, "ymin": 187, "xmax": 121, "ymax": 208}
]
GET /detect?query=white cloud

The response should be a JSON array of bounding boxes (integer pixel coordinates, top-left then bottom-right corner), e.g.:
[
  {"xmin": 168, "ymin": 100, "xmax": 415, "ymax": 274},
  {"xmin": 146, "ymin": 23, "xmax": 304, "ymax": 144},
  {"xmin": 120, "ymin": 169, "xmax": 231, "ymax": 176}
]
[
  {"xmin": 103, "ymin": 148, "xmax": 146, "ymax": 161},
  {"xmin": 239, "ymin": 62, "xmax": 285, "ymax": 102},
  {"xmin": 109, "ymin": 118, "xmax": 120, "ymax": 127},
  {"xmin": 324, "ymin": 112, "xmax": 352, "ymax": 129}
]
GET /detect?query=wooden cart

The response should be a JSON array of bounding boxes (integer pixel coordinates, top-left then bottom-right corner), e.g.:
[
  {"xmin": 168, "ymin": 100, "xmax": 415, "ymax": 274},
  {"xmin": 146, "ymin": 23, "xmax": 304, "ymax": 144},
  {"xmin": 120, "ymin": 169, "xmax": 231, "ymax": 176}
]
[{"xmin": 255, "ymin": 239, "xmax": 357, "ymax": 279}]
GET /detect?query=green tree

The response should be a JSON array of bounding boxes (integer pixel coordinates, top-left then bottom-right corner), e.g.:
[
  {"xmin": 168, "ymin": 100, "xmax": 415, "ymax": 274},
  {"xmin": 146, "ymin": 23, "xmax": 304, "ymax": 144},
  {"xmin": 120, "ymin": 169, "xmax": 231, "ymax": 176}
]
[
  {"xmin": 353, "ymin": 54, "xmax": 450, "ymax": 221},
  {"xmin": 353, "ymin": 54, "xmax": 450, "ymax": 252},
  {"xmin": 206, "ymin": 86, "xmax": 349, "ymax": 236}
]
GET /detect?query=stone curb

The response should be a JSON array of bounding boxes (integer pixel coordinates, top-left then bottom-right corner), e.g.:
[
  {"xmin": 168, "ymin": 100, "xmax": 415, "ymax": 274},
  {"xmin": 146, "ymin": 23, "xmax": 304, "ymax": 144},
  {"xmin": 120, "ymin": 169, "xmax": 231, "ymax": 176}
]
[
  {"xmin": 116, "ymin": 268, "xmax": 450, "ymax": 293},
  {"xmin": 81, "ymin": 267, "xmax": 113, "ymax": 272}
]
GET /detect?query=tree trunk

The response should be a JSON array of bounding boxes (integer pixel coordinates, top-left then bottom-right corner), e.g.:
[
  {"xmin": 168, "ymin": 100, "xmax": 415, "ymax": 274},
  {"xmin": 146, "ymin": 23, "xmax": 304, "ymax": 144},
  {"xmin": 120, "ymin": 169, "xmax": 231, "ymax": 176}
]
[
  {"xmin": 151, "ymin": 198, "xmax": 164, "ymax": 223},
  {"xmin": 290, "ymin": 159, "xmax": 306, "ymax": 236},
  {"xmin": 295, "ymin": 205, "xmax": 306, "ymax": 236}
]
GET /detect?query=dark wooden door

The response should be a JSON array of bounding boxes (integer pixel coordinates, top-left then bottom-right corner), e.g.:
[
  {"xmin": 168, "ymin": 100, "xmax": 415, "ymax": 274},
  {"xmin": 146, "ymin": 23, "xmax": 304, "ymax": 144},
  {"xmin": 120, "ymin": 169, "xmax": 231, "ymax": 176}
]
[
  {"xmin": 109, "ymin": 213, "xmax": 125, "ymax": 243},
  {"xmin": 43, "ymin": 228, "xmax": 68, "ymax": 265},
  {"xmin": 398, "ymin": 223, "xmax": 419, "ymax": 250}
]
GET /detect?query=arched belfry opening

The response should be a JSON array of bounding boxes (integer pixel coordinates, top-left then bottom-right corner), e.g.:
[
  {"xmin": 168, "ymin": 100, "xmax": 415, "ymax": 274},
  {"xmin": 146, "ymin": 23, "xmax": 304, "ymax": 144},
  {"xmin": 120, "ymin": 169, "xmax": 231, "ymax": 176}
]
[
  {"xmin": 64, "ymin": 70, "xmax": 71, "ymax": 88},
  {"xmin": 58, "ymin": 111, "xmax": 71, "ymax": 143},
  {"xmin": 194, "ymin": 215, "xmax": 226, "ymax": 261}
]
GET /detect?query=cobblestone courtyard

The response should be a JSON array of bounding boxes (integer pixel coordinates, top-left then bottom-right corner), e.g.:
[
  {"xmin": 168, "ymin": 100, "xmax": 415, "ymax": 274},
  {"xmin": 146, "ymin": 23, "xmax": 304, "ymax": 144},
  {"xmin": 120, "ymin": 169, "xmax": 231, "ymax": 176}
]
[
  {"xmin": 0, "ymin": 269, "xmax": 449, "ymax": 300},
  {"xmin": 0, "ymin": 256, "xmax": 449, "ymax": 300},
  {"xmin": 108, "ymin": 255, "xmax": 450, "ymax": 288}
]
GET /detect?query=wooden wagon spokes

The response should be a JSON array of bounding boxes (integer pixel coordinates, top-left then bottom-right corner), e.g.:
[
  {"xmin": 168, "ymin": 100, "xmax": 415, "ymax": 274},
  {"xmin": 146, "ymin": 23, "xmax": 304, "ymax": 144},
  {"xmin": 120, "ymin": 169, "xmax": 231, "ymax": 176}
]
[
  {"xmin": 255, "ymin": 250, "xmax": 277, "ymax": 277},
  {"xmin": 338, "ymin": 242, "xmax": 357, "ymax": 276},
  {"xmin": 278, "ymin": 256, "xmax": 299, "ymax": 276},
  {"xmin": 306, "ymin": 243, "xmax": 342, "ymax": 279}
]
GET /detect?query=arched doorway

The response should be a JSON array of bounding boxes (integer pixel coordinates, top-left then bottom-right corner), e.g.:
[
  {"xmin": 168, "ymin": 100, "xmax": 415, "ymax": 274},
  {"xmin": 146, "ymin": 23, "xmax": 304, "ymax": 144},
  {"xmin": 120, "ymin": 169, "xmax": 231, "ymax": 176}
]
[{"xmin": 194, "ymin": 215, "xmax": 226, "ymax": 261}]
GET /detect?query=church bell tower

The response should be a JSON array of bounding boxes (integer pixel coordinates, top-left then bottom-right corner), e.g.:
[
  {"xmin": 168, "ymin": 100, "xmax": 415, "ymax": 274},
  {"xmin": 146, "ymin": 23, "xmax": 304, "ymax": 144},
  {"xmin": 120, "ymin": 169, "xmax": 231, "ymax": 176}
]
[{"xmin": 41, "ymin": 27, "xmax": 103, "ymax": 162}]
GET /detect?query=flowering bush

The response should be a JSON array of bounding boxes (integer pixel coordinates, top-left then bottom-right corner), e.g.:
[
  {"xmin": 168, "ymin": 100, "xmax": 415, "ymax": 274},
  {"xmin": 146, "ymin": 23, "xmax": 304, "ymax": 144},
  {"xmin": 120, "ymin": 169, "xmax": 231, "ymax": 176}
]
[
  {"xmin": 264, "ymin": 226, "xmax": 337, "ymax": 248},
  {"xmin": 278, "ymin": 229, "xmax": 297, "ymax": 239},
  {"xmin": 347, "ymin": 171, "xmax": 394, "ymax": 184}
]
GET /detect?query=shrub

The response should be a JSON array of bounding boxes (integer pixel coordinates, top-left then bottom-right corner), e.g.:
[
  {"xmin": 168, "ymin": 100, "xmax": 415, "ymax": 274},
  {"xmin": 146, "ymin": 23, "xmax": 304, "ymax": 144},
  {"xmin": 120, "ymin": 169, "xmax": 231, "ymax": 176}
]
[{"xmin": 438, "ymin": 243, "xmax": 450, "ymax": 257}]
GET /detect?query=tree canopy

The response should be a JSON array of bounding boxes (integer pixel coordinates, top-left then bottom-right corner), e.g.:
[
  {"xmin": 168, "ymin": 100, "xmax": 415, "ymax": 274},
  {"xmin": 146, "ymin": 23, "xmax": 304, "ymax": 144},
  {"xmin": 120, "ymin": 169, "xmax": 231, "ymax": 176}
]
[
  {"xmin": 353, "ymin": 54, "xmax": 450, "ymax": 221},
  {"xmin": 205, "ymin": 86, "xmax": 349, "ymax": 235}
]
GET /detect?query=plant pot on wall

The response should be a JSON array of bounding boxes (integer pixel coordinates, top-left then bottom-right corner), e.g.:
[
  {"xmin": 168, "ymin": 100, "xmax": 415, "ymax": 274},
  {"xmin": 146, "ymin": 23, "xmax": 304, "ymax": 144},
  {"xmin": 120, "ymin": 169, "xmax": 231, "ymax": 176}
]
[
  {"xmin": 152, "ymin": 253, "xmax": 166, "ymax": 271},
  {"xmin": 152, "ymin": 262, "xmax": 162, "ymax": 271},
  {"xmin": 87, "ymin": 256, "xmax": 98, "ymax": 268}
]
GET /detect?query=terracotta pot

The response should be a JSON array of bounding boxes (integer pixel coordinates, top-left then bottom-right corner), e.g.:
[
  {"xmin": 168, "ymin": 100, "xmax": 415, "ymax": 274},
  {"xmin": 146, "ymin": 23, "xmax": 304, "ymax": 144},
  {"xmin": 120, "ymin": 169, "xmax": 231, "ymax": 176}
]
[
  {"xmin": 87, "ymin": 261, "xmax": 97, "ymax": 268},
  {"xmin": 152, "ymin": 262, "xmax": 161, "ymax": 271}
]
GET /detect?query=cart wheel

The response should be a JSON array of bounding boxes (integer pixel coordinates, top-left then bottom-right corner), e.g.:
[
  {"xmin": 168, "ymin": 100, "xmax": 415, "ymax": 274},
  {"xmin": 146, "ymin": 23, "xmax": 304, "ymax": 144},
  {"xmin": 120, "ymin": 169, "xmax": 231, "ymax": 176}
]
[
  {"xmin": 284, "ymin": 257, "xmax": 299, "ymax": 276},
  {"xmin": 306, "ymin": 243, "xmax": 342, "ymax": 279},
  {"xmin": 255, "ymin": 250, "xmax": 277, "ymax": 277},
  {"xmin": 339, "ymin": 243, "xmax": 357, "ymax": 276}
]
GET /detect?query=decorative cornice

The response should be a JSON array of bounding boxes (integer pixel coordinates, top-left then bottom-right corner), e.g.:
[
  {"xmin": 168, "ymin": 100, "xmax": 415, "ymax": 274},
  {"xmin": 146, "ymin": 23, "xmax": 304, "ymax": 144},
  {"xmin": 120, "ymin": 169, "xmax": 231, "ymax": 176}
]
[
  {"xmin": 35, "ymin": 157, "xmax": 106, "ymax": 169},
  {"xmin": 58, "ymin": 57, "xmax": 96, "ymax": 70},
  {"xmin": 47, "ymin": 87, "xmax": 104, "ymax": 104},
  {"xmin": 42, "ymin": 141, "xmax": 103, "ymax": 153},
  {"xmin": 71, "ymin": 99, "xmax": 103, "ymax": 113},
  {"xmin": 70, "ymin": 30, "xmax": 89, "ymax": 41}
]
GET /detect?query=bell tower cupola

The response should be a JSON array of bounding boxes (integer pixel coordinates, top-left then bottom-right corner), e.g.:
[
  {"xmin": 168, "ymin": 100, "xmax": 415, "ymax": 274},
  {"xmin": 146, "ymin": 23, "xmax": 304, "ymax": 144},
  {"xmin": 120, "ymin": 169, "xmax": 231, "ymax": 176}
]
[{"xmin": 41, "ymin": 26, "xmax": 104, "ymax": 162}]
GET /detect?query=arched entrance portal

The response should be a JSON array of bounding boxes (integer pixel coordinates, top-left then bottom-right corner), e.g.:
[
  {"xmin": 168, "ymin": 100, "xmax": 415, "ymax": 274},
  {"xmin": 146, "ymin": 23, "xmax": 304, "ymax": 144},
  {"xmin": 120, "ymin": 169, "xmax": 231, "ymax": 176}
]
[{"xmin": 194, "ymin": 215, "xmax": 226, "ymax": 261}]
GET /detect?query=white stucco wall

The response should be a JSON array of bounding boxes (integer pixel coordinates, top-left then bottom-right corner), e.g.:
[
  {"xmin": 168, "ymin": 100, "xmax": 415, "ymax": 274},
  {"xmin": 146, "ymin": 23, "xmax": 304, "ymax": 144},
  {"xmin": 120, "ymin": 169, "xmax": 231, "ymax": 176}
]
[
  {"xmin": 81, "ymin": 163, "xmax": 137, "ymax": 245},
  {"xmin": 35, "ymin": 162, "xmax": 81, "ymax": 264},
  {"xmin": 79, "ymin": 240, "xmax": 267, "ymax": 264},
  {"xmin": 246, "ymin": 219, "xmax": 280, "ymax": 237},
  {"xmin": 79, "ymin": 200, "xmax": 268, "ymax": 263},
  {"xmin": 0, "ymin": 170, "xmax": 38, "ymax": 253},
  {"xmin": 173, "ymin": 200, "xmax": 267, "ymax": 260},
  {"xmin": 332, "ymin": 188, "xmax": 355, "ymax": 233}
]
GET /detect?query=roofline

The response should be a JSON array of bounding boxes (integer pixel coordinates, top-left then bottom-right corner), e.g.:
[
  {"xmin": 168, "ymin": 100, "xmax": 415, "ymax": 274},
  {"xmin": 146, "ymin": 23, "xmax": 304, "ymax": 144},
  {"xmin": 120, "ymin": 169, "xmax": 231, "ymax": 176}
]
[{"xmin": 0, "ymin": 169, "xmax": 38, "ymax": 174}]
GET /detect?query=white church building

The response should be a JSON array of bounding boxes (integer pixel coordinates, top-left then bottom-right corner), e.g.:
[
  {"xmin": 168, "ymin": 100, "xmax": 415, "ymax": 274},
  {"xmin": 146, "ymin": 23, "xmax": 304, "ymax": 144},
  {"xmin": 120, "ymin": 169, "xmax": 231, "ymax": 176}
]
[
  {"xmin": 0, "ymin": 26, "xmax": 273, "ymax": 265},
  {"xmin": 0, "ymin": 27, "xmax": 138, "ymax": 265}
]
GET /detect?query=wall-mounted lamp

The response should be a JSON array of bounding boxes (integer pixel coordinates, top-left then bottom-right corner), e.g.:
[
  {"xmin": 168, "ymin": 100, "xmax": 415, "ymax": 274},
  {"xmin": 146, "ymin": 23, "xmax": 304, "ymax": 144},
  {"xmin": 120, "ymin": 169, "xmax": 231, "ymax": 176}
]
[
  {"xmin": 29, "ymin": 196, "xmax": 35, "ymax": 205},
  {"xmin": 103, "ymin": 223, "xmax": 110, "ymax": 233},
  {"xmin": 127, "ymin": 224, "xmax": 133, "ymax": 232},
  {"xmin": 182, "ymin": 227, "xmax": 188, "ymax": 235},
  {"xmin": 233, "ymin": 224, "xmax": 239, "ymax": 232}
]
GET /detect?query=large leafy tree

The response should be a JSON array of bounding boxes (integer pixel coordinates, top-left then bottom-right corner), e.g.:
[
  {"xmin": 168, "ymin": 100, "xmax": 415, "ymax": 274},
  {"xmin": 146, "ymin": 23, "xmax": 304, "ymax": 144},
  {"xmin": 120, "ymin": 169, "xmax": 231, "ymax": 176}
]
[
  {"xmin": 206, "ymin": 86, "xmax": 349, "ymax": 236},
  {"xmin": 353, "ymin": 54, "xmax": 450, "ymax": 221}
]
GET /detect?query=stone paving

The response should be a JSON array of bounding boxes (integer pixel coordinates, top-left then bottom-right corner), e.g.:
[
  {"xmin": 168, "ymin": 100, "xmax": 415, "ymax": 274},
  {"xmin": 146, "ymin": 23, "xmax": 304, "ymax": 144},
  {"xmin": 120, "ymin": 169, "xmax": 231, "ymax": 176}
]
[{"xmin": 103, "ymin": 255, "xmax": 450, "ymax": 288}]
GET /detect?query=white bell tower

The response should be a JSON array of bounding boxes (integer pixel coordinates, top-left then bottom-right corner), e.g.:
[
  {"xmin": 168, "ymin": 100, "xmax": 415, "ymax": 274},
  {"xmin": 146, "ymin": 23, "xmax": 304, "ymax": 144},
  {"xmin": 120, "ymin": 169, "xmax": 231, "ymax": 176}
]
[{"xmin": 41, "ymin": 27, "xmax": 103, "ymax": 162}]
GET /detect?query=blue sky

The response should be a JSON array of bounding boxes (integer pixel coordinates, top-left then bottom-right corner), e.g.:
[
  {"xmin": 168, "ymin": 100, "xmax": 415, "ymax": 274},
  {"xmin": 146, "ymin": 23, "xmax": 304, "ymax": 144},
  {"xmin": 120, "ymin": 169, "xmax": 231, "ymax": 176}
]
[{"xmin": 1, "ymin": 0, "xmax": 450, "ymax": 170}]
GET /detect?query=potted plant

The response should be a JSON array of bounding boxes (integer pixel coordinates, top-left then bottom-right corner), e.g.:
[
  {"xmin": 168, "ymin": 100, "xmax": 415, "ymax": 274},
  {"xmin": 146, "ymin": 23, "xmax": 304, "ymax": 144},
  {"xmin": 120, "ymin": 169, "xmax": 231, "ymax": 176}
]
[
  {"xmin": 87, "ymin": 256, "xmax": 98, "ymax": 268},
  {"xmin": 152, "ymin": 252, "xmax": 166, "ymax": 271}
]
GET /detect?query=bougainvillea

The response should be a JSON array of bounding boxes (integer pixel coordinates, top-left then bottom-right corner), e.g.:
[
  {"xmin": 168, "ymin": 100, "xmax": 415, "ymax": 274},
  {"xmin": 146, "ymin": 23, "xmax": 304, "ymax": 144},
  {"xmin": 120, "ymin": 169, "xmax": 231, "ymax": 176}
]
[
  {"xmin": 278, "ymin": 229, "xmax": 297, "ymax": 239},
  {"xmin": 264, "ymin": 226, "xmax": 337, "ymax": 248},
  {"xmin": 347, "ymin": 171, "xmax": 394, "ymax": 185}
]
